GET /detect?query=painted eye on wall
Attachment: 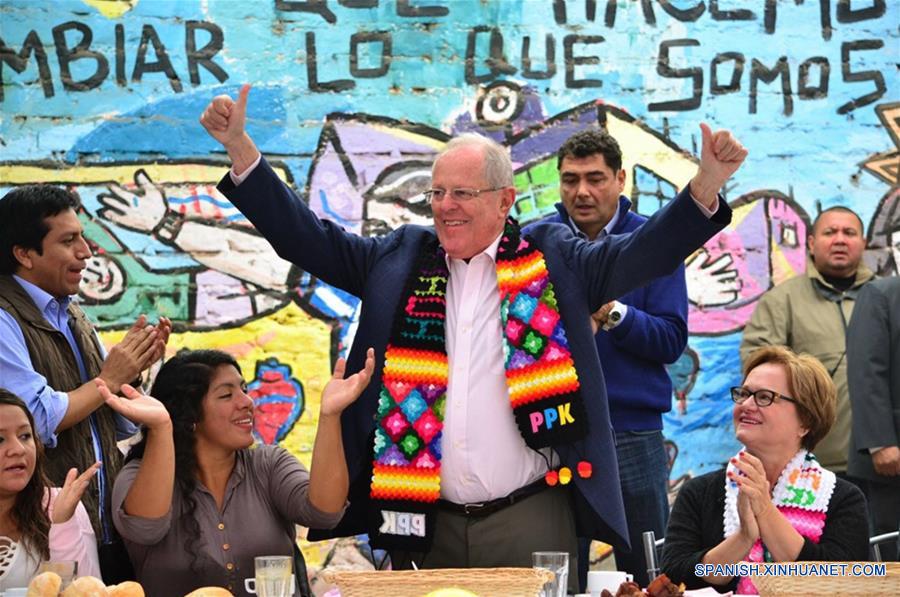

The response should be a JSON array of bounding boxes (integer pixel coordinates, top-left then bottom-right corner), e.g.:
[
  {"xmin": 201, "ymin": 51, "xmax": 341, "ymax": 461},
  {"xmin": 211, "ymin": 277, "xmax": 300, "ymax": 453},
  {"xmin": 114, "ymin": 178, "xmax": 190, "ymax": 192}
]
[
  {"xmin": 476, "ymin": 81, "xmax": 524, "ymax": 125},
  {"xmin": 363, "ymin": 161, "xmax": 435, "ymax": 237}
]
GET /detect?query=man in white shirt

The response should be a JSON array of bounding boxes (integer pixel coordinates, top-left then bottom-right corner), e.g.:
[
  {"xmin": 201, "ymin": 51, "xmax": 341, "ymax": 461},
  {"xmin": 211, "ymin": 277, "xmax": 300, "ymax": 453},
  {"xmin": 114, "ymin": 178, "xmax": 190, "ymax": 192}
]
[{"xmin": 199, "ymin": 85, "xmax": 747, "ymax": 580}]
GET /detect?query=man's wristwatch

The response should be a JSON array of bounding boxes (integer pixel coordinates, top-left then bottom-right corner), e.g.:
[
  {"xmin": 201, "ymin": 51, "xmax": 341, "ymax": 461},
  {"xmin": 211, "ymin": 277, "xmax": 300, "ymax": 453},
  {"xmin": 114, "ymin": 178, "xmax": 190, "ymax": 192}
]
[{"xmin": 602, "ymin": 302, "xmax": 627, "ymax": 331}]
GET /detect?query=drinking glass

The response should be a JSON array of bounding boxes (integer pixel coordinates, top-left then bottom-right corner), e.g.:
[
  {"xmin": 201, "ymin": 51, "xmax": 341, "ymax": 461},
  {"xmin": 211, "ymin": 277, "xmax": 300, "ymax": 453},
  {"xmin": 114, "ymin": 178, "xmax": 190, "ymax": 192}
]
[
  {"xmin": 532, "ymin": 551, "xmax": 569, "ymax": 597},
  {"xmin": 38, "ymin": 560, "xmax": 78, "ymax": 589},
  {"xmin": 244, "ymin": 555, "xmax": 293, "ymax": 597}
]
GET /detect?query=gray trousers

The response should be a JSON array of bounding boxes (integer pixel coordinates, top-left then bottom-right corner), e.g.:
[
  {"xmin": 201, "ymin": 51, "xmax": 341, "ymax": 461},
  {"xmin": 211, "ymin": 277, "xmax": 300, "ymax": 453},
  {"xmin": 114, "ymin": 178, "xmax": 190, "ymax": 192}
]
[{"xmin": 391, "ymin": 485, "xmax": 578, "ymax": 592}]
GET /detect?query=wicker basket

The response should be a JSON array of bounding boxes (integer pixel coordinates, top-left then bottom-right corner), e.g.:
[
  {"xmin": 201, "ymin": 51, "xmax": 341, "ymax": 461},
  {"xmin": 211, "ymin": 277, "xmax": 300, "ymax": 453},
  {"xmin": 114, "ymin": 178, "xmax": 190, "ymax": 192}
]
[
  {"xmin": 751, "ymin": 561, "xmax": 900, "ymax": 596},
  {"xmin": 320, "ymin": 567, "xmax": 554, "ymax": 597}
]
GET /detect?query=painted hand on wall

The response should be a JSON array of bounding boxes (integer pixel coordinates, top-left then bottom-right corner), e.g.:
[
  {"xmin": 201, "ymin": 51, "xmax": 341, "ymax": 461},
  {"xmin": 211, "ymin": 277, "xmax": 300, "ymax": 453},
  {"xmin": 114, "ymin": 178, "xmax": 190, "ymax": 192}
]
[
  {"xmin": 95, "ymin": 168, "xmax": 294, "ymax": 305},
  {"xmin": 685, "ymin": 248, "xmax": 741, "ymax": 308},
  {"xmin": 98, "ymin": 169, "xmax": 169, "ymax": 233}
]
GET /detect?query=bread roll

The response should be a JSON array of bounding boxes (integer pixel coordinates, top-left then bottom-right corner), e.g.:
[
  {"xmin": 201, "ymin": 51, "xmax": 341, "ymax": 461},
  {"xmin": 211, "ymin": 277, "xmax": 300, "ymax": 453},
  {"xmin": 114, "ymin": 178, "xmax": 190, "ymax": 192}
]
[
  {"xmin": 60, "ymin": 576, "xmax": 109, "ymax": 597},
  {"xmin": 27, "ymin": 571, "xmax": 62, "ymax": 597},
  {"xmin": 183, "ymin": 588, "xmax": 234, "ymax": 597},
  {"xmin": 107, "ymin": 581, "xmax": 145, "ymax": 597}
]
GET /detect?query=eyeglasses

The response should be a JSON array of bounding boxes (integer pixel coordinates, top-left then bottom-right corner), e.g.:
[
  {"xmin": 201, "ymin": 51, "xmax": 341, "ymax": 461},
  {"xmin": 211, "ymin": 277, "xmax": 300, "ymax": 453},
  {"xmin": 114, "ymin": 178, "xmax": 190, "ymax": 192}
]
[
  {"xmin": 423, "ymin": 186, "xmax": 504, "ymax": 203},
  {"xmin": 730, "ymin": 386, "xmax": 797, "ymax": 407}
]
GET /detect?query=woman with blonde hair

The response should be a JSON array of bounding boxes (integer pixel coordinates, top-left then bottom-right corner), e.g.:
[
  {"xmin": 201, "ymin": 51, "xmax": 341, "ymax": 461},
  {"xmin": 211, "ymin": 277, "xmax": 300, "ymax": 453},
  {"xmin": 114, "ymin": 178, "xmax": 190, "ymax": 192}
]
[{"xmin": 661, "ymin": 346, "xmax": 869, "ymax": 594}]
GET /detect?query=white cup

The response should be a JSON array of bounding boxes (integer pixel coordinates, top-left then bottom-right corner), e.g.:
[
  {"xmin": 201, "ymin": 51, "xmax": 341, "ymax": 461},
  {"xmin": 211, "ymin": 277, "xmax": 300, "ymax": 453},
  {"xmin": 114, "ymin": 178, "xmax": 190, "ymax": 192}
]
[
  {"xmin": 5, "ymin": 589, "xmax": 30, "ymax": 597},
  {"xmin": 587, "ymin": 570, "xmax": 633, "ymax": 595}
]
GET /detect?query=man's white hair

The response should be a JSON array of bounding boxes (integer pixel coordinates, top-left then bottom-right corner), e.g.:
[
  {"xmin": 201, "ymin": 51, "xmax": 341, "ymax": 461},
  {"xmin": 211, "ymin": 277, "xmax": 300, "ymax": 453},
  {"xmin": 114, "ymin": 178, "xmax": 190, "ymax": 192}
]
[{"xmin": 434, "ymin": 133, "xmax": 514, "ymax": 188}]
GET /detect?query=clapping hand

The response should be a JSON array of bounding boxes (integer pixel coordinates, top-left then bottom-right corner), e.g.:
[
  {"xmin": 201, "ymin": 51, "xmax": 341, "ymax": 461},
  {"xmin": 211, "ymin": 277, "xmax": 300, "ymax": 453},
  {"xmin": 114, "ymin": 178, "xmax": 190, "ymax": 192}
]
[
  {"xmin": 736, "ymin": 488, "xmax": 760, "ymax": 543},
  {"xmin": 96, "ymin": 378, "xmax": 171, "ymax": 430},
  {"xmin": 320, "ymin": 348, "xmax": 375, "ymax": 418},
  {"xmin": 728, "ymin": 451, "xmax": 775, "ymax": 518},
  {"xmin": 99, "ymin": 315, "xmax": 171, "ymax": 392},
  {"xmin": 150, "ymin": 316, "xmax": 172, "ymax": 363},
  {"xmin": 99, "ymin": 315, "xmax": 157, "ymax": 392},
  {"xmin": 50, "ymin": 463, "xmax": 101, "ymax": 524}
]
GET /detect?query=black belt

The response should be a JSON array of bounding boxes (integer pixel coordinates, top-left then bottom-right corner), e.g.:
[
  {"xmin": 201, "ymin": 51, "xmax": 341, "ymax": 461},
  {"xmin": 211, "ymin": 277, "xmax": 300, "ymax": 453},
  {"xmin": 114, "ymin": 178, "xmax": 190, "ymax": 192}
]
[{"xmin": 437, "ymin": 479, "xmax": 549, "ymax": 518}]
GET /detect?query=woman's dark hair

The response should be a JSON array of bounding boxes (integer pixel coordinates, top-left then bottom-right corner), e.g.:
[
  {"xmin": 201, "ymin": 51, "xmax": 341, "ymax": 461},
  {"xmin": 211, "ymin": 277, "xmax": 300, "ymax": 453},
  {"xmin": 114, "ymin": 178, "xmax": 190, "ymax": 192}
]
[
  {"xmin": 0, "ymin": 388, "xmax": 51, "ymax": 560},
  {"xmin": 126, "ymin": 349, "xmax": 241, "ymax": 572}
]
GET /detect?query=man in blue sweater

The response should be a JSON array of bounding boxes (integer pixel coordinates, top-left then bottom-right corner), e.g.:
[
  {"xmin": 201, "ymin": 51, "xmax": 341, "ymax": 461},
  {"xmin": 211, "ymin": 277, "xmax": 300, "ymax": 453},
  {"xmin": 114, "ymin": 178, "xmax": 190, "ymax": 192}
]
[{"xmin": 536, "ymin": 130, "xmax": 687, "ymax": 588}]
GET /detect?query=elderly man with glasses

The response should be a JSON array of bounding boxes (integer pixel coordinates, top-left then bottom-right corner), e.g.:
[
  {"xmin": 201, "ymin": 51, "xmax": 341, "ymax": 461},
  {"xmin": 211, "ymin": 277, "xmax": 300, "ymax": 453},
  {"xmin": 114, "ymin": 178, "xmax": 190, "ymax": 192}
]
[{"xmin": 199, "ymin": 84, "xmax": 746, "ymax": 584}]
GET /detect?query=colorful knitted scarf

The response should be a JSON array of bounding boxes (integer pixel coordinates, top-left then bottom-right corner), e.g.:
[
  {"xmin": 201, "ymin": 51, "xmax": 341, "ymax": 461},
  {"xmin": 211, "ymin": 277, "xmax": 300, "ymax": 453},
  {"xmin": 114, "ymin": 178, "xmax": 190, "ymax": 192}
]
[
  {"xmin": 723, "ymin": 449, "xmax": 835, "ymax": 595},
  {"xmin": 368, "ymin": 218, "xmax": 589, "ymax": 551}
]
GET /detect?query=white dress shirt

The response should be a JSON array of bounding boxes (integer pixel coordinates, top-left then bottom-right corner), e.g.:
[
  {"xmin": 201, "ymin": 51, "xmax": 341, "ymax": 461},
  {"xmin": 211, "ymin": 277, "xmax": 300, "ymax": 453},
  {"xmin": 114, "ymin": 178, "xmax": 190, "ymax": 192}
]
[{"xmin": 439, "ymin": 233, "xmax": 550, "ymax": 504}]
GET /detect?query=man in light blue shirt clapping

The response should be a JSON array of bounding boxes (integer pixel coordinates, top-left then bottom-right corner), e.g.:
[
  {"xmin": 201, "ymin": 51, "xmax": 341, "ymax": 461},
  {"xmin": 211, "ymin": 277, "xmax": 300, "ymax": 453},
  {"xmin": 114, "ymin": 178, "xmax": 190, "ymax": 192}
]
[{"xmin": 0, "ymin": 184, "xmax": 170, "ymax": 583}]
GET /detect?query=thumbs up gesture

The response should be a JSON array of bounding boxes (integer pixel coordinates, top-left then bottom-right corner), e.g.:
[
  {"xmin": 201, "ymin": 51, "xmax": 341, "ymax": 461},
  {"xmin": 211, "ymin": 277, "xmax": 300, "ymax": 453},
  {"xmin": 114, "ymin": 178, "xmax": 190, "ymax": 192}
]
[
  {"xmin": 200, "ymin": 84, "xmax": 259, "ymax": 173},
  {"xmin": 200, "ymin": 83, "xmax": 251, "ymax": 147},
  {"xmin": 689, "ymin": 122, "xmax": 748, "ymax": 209}
]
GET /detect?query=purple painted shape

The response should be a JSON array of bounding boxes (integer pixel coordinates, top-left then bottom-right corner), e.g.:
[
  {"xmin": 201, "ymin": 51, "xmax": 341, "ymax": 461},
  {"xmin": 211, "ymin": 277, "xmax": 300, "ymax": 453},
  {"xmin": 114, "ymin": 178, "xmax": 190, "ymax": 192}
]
[
  {"xmin": 725, "ymin": 198, "xmax": 770, "ymax": 305},
  {"xmin": 332, "ymin": 121, "xmax": 440, "ymax": 193},
  {"xmin": 451, "ymin": 120, "xmax": 505, "ymax": 146},
  {"xmin": 307, "ymin": 140, "xmax": 364, "ymax": 232},
  {"xmin": 510, "ymin": 108, "xmax": 601, "ymax": 166},
  {"xmin": 451, "ymin": 84, "xmax": 547, "ymax": 140},
  {"xmin": 452, "ymin": 94, "xmax": 601, "ymax": 168},
  {"xmin": 333, "ymin": 121, "xmax": 440, "ymax": 155},
  {"xmin": 307, "ymin": 120, "xmax": 442, "ymax": 234},
  {"xmin": 193, "ymin": 270, "xmax": 253, "ymax": 326},
  {"xmin": 767, "ymin": 197, "xmax": 808, "ymax": 276}
]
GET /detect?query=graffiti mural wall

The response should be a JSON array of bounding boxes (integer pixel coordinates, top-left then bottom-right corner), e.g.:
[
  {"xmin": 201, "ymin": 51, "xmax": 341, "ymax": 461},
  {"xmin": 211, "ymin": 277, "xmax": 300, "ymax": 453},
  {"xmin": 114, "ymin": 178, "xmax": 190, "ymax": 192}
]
[{"xmin": 2, "ymin": 0, "xmax": 897, "ymax": 559}]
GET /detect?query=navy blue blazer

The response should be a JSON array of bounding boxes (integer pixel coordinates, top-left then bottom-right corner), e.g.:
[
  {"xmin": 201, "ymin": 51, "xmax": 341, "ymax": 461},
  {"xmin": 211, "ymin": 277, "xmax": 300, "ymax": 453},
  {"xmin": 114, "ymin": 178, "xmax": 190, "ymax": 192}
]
[{"xmin": 219, "ymin": 158, "xmax": 731, "ymax": 548}]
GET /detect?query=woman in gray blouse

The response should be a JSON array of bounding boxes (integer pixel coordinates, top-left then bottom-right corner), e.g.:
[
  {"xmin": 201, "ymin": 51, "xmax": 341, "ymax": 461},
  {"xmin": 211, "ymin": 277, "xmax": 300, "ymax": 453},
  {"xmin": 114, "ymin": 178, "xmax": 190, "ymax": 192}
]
[{"xmin": 98, "ymin": 347, "xmax": 375, "ymax": 597}]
